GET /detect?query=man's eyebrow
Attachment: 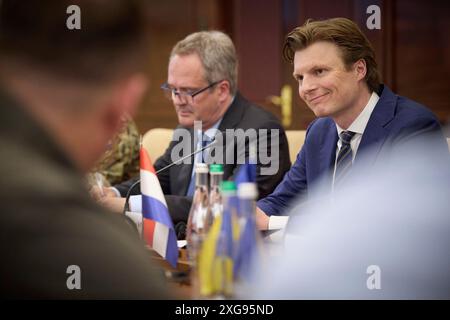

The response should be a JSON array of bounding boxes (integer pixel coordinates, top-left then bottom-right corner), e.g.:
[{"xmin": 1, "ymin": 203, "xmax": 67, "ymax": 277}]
[
  {"xmin": 306, "ymin": 64, "xmax": 329, "ymax": 71},
  {"xmin": 293, "ymin": 64, "xmax": 329, "ymax": 77},
  {"xmin": 312, "ymin": 64, "xmax": 329, "ymax": 70},
  {"xmin": 167, "ymin": 84, "xmax": 194, "ymax": 91}
]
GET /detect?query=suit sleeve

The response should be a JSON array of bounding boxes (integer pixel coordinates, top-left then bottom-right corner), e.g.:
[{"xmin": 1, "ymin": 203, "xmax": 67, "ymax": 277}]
[
  {"xmin": 257, "ymin": 141, "xmax": 308, "ymax": 216},
  {"xmin": 392, "ymin": 115, "xmax": 447, "ymax": 148},
  {"xmin": 164, "ymin": 194, "xmax": 193, "ymax": 226},
  {"xmin": 388, "ymin": 113, "xmax": 450, "ymax": 162},
  {"xmin": 113, "ymin": 176, "xmax": 140, "ymax": 197},
  {"xmin": 256, "ymin": 121, "xmax": 319, "ymax": 216},
  {"xmin": 153, "ymin": 140, "xmax": 177, "ymax": 195},
  {"xmin": 155, "ymin": 133, "xmax": 195, "ymax": 229}
]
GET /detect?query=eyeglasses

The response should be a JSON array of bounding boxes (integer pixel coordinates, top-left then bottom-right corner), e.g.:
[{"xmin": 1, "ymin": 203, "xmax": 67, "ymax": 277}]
[{"xmin": 160, "ymin": 80, "xmax": 222, "ymax": 103}]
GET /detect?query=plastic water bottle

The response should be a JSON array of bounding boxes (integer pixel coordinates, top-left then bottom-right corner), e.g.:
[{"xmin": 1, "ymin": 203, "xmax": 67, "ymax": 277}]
[
  {"xmin": 186, "ymin": 163, "xmax": 209, "ymax": 296},
  {"xmin": 208, "ymin": 164, "xmax": 224, "ymax": 223}
]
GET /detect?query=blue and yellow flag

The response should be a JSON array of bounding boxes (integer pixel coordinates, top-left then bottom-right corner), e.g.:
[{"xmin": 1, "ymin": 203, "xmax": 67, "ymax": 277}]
[
  {"xmin": 234, "ymin": 162, "xmax": 257, "ymax": 186},
  {"xmin": 198, "ymin": 188, "xmax": 239, "ymax": 297},
  {"xmin": 233, "ymin": 163, "xmax": 260, "ymax": 280}
]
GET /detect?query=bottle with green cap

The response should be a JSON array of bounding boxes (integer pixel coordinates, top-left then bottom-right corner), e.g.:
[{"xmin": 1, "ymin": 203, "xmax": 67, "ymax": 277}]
[
  {"xmin": 221, "ymin": 180, "xmax": 238, "ymax": 227},
  {"xmin": 198, "ymin": 181, "xmax": 238, "ymax": 298},
  {"xmin": 216, "ymin": 180, "xmax": 238, "ymax": 298}
]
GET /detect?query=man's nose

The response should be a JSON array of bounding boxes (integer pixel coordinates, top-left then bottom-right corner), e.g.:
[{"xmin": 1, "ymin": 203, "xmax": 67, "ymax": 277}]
[{"xmin": 299, "ymin": 76, "xmax": 317, "ymax": 97}]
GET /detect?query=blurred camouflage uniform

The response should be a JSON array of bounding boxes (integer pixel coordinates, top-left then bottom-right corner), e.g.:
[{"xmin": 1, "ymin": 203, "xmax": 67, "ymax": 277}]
[{"xmin": 93, "ymin": 119, "xmax": 140, "ymax": 185}]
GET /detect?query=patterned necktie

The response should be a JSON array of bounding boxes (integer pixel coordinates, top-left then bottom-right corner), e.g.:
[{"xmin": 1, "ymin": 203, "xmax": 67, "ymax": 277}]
[
  {"xmin": 334, "ymin": 130, "xmax": 356, "ymax": 187},
  {"xmin": 200, "ymin": 135, "xmax": 210, "ymax": 163}
]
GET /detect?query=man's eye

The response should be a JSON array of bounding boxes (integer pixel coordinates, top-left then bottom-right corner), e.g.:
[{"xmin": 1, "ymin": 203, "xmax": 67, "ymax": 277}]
[
  {"xmin": 183, "ymin": 89, "xmax": 196, "ymax": 95},
  {"xmin": 178, "ymin": 89, "xmax": 191, "ymax": 95},
  {"xmin": 315, "ymin": 69, "xmax": 325, "ymax": 75}
]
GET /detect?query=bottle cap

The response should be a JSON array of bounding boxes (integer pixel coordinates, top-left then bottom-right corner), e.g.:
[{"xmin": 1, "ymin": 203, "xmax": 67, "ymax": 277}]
[
  {"xmin": 238, "ymin": 182, "xmax": 258, "ymax": 199},
  {"xmin": 195, "ymin": 162, "xmax": 209, "ymax": 174},
  {"xmin": 220, "ymin": 181, "xmax": 237, "ymax": 193},
  {"xmin": 209, "ymin": 164, "xmax": 224, "ymax": 174}
]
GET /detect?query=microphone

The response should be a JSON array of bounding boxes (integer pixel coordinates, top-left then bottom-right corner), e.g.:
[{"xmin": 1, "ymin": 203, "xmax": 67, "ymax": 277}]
[
  {"xmin": 156, "ymin": 139, "xmax": 219, "ymax": 175},
  {"xmin": 123, "ymin": 138, "xmax": 219, "ymax": 213}
]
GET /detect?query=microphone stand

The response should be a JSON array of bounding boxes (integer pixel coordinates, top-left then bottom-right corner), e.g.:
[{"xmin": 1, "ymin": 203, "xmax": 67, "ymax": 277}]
[{"xmin": 123, "ymin": 140, "xmax": 218, "ymax": 214}]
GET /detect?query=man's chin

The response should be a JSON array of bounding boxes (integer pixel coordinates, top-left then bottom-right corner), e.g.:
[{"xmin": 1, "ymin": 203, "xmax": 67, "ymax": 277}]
[
  {"xmin": 310, "ymin": 109, "xmax": 325, "ymax": 118},
  {"xmin": 178, "ymin": 115, "xmax": 195, "ymax": 128},
  {"xmin": 310, "ymin": 105, "xmax": 330, "ymax": 118}
]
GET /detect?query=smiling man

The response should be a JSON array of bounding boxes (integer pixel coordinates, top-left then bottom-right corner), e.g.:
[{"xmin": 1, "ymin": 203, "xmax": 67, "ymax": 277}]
[{"xmin": 256, "ymin": 18, "xmax": 447, "ymax": 231}]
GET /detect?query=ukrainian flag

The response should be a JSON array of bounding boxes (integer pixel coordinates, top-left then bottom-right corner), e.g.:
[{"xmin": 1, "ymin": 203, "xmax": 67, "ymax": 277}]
[
  {"xmin": 198, "ymin": 185, "xmax": 239, "ymax": 297},
  {"xmin": 233, "ymin": 162, "xmax": 261, "ymax": 281}
]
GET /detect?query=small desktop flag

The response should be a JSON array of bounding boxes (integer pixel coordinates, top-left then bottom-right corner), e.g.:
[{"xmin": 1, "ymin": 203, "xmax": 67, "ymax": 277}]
[
  {"xmin": 140, "ymin": 147, "xmax": 178, "ymax": 268},
  {"xmin": 199, "ymin": 183, "xmax": 240, "ymax": 297},
  {"xmin": 233, "ymin": 162, "xmax": 259, "ymax": 280},
  {"xmin": 199, "ymin": 211, "xmax": 237, "ymax": 296},
  {"xmin": 234, "ymin": 141, "xmax": 257, "ymax": 186},
  {"xmin": 234, "ymin": 162, "xmax": 257, "ymax": 186}
]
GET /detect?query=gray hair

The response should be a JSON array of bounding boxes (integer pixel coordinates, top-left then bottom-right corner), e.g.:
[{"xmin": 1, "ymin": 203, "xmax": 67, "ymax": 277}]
[{"xmin": 170, "ymin": 30, "xmax": 238, "ymax": 95}]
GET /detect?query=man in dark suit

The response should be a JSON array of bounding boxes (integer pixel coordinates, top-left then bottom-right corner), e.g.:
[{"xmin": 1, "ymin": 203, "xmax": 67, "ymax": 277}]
[
  {"xmin": 256, "ymin": 18, "xmax": 448, "ymax": 231},
  {"xmin": 0, "ymin": 0, "xmax": 169, "ymax": 298},
  {"xmin": 96, "ymin": 31, "xmax": 291, "ymax": 228}
]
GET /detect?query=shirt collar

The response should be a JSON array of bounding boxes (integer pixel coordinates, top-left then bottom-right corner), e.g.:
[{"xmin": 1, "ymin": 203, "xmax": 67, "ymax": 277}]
[
  {"xmin": 196, "ymin": 117, "xmax": 223, "ymax": 142},
  {"xmin": 336, "ymin": 91, "xmax": 380, "ymax": 136}
]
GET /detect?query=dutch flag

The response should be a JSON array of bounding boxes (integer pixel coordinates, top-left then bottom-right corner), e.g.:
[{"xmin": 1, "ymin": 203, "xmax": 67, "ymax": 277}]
[{"xmin": 140, "ymin": 148, "xmax": 178, "ymax": 268}]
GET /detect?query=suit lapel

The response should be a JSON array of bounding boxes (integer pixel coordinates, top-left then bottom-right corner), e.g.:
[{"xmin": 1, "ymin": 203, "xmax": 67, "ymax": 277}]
[
  {"xmin": 319, "ymin": 123, "xmax": 339, "ymax": 182},
  {"xmin": 218, "ymin": 93, "xmax": 246, "ymax": 132},
  {"xmin": 170, "ymin": 127, "xmax": 195, "ymax": 196},
  {"xmin": 172, "ymin": 161, "xmax": 192, "ymax": 196},
  {"xmin": 216, "ymin": 93, "xmax": 246, "ymax": 179},
  {"xmin": 356, "ymin": 85, "xmax": 397, "ymax": 165}
]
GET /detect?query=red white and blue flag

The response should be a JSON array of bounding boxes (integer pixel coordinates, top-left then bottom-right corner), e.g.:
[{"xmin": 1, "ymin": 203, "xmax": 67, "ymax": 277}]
[{"xmin": 140, "ymin": 148, "xmax": 178, "ymax": 267}]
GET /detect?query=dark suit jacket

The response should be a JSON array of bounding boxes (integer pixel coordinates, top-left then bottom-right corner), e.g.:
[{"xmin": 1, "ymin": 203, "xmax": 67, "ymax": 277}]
[
  {"xmin": 0, "ymin": 89, "xmax": 169, "ymax": 299},
  {"xmin": 116, "ymin": 93, "xmax": 291, "ymax": 225},
  {"xmin": 257, "ymin": 85, "xmax": 448, "ymax": 216}
]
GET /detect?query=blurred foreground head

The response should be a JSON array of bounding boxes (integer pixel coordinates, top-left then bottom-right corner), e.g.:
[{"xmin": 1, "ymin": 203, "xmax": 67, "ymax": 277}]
[
  {"xmin": 0, "ymin": 0, "xmax": 151, "ymax": 172},
  {"xmin": 251, "ymin": 138, "xmax": 450, "ymax": 299}
]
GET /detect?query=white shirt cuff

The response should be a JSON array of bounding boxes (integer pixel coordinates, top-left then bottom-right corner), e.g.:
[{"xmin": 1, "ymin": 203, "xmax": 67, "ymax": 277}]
[
  {"xmin": 267, "ymin": 216, "xmax": 289, "ymax": 243},
  {"xmin": 129, "ymin": 195, "xmax": 142, "ymax": 213},
  {"xmin": 268, "ymin": 215, "xmax": 289, "ymax": 230},
  {"xmin": 124, "ymin": 211, "xmax": 143, "ymax": 237}
]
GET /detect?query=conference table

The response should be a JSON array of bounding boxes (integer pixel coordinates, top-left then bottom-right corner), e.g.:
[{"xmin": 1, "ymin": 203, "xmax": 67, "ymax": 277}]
[
  {"xmin": 148, "ymin": 229, "xmax": 284, "ymax": 299},
  {"xmin": 149, "ymin": 246, "xmax": 193, "ymax": 298}
]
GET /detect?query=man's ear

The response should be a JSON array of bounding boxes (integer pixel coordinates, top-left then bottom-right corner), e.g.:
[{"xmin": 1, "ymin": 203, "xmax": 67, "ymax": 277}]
[
  {"xmin": 104, "ymin": 74, "xmax": 149, "ymax": 134},
  {"xmin": 217, "ymin": 80, "xmax": 231, "ymax": 103},
  {"xmin": 354, "ymin": 59, "xmax": 367, "ymax": 81},
  {"xmin": 115, "ymin": 73, "xmax": 149, "ymax": 118}
]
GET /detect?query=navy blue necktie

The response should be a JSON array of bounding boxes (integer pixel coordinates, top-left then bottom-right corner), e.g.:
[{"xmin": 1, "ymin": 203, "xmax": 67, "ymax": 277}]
[
  {"xmin": 200, "ymin": 135, "xmax": 210, "ymax": 163},
  {"xmin": 334, "ymin": 131, "xmax": 356, "ymax": 187}
]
